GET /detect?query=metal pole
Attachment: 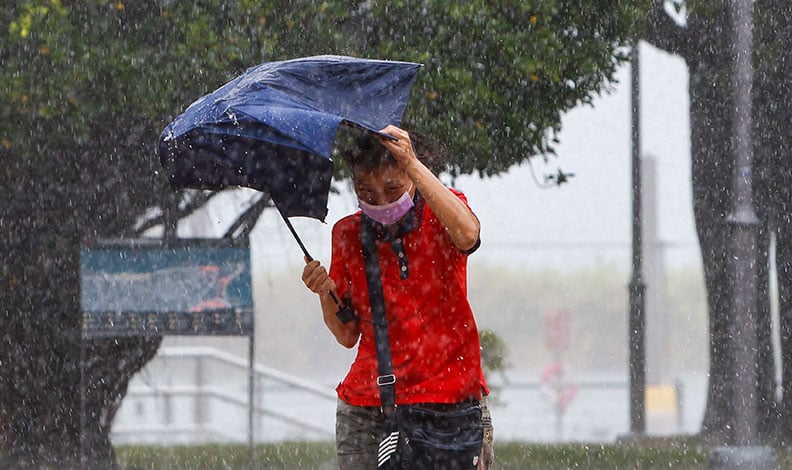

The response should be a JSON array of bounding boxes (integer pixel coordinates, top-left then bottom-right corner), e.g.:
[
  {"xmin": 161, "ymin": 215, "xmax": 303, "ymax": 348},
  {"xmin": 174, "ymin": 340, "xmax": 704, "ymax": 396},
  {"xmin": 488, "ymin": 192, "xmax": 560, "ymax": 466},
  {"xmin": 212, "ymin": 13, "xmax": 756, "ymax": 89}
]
[
  {"xmin": 727, "ymin": 0, "xmax": 760, "ymax": 445},
  {"xmin": 248, "ymin": 334, "xmax": 255, "ymax": 470},
  {"xmin": 643, "ymin": 157, "xmax": 669, "ymax": 385},
  {"xmin": 194, "ymin": 355, "xmax": 205, "ymax": 432},
  {"xmin": 79, "ymin": 336, "xmax": 87, "ymax": 467},
  {"xmin": 628, "ymin": 41, "xmax": 646, "ymax": 436},
  {"xmin": 709, "ymin": 0, "xmax": 777, "ymax": 467}
]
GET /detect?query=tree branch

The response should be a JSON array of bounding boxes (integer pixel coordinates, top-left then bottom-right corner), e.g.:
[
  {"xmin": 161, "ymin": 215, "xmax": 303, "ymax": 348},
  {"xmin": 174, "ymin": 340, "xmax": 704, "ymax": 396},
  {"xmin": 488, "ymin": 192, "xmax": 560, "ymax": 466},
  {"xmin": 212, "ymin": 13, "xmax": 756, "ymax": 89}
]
[
  {"xmin": 223, "ymin": 193, "xmax": 273, "ymax": 242},
  {"xmin": 130, "ymin": 190, "xmax": 222, "ymax": 237}
]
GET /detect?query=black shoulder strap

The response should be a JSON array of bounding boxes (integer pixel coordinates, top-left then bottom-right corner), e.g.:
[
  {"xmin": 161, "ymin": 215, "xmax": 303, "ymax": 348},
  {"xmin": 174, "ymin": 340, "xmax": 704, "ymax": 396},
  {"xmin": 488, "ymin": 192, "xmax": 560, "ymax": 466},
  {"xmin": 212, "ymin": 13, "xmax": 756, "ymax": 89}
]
[{"xmin": 360, "ymin": 216, "xmax": 396, "ymax": 410}]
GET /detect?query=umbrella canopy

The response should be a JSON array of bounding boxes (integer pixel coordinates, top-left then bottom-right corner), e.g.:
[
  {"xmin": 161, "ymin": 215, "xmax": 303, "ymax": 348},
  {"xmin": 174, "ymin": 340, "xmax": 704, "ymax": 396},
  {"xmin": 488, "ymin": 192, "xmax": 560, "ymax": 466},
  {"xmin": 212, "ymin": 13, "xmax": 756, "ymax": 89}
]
[{"xmin": 158, "ymin": 55, "xmax": 422, "ymax": 221}]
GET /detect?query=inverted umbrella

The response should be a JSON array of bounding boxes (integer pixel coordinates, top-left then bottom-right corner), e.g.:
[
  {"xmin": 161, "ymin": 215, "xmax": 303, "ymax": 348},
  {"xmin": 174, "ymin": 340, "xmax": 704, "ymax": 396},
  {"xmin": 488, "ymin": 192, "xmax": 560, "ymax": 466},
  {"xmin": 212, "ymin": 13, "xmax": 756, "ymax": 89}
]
[
  {"xmin": 159, "ymin": 55, "xmax": 420, "ymax": 220},
  {"xmin": 158, "ymin": 55, "xmax": 421, "ymax": 308}
]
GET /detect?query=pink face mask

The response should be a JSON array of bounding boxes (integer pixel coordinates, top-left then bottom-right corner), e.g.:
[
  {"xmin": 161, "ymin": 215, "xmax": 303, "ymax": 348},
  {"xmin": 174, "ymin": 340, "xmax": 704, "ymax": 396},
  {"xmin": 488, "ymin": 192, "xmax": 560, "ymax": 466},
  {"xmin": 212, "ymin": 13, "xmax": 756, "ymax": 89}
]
[{"xmin": 358, "ymin": 188, "xmax": 414, "ymax": 225}]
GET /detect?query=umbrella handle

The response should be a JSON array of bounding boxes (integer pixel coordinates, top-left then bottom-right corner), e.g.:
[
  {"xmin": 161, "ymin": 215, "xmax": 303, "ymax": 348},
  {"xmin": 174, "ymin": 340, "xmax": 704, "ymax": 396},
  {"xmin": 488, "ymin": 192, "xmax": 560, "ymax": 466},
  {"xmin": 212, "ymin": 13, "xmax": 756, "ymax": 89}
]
[{"xmin": 277, "ymin": 206, "xmax": 346, "ymax": 310}]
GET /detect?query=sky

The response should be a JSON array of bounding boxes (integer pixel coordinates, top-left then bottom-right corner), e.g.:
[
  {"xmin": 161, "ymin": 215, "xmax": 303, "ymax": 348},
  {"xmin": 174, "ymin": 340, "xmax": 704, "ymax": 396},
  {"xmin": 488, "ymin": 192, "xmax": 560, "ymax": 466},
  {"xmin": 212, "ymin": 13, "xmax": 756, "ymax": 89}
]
[{"xmin": 182, "ymin": 41, "xmax": 700, "ymax": 275}]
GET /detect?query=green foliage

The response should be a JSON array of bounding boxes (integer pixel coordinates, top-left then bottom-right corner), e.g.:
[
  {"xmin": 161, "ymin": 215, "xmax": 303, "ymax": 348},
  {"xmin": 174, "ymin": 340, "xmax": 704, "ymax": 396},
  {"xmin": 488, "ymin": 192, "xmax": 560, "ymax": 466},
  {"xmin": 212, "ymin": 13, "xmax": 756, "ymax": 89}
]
[
  {"xmin": 0, "ymin": 0, "xmax": 339, "ymax": 237},
  {"xmin": 351, "ymin": 0, "xmax": 649, "ymax": 176},
  {"xmin": 2, "ymin": 1, "xmax": 312, "ymax": 141},
  {"xmin": 479, "ymin": 328, "xmax": 509, "ymax": 374},
  {"xmin": 1, "ymin": 1, "xmax": 648, "ymax": 185}
]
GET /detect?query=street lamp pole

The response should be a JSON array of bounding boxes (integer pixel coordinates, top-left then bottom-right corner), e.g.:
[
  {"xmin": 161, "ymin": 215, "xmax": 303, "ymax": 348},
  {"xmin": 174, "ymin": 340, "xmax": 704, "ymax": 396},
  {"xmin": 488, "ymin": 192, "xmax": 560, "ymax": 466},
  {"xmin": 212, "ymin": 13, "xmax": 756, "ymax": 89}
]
[
  {"xmin": 709, "ymin": 0, "xmax": 776, "ymax": 467},
  {"xmin": 726, "ymin": 0, "xmax": 760, "ymax": 445},
  {"xmin": 628, "ymin": 40, "xmax": 646, "ymax": 436}
]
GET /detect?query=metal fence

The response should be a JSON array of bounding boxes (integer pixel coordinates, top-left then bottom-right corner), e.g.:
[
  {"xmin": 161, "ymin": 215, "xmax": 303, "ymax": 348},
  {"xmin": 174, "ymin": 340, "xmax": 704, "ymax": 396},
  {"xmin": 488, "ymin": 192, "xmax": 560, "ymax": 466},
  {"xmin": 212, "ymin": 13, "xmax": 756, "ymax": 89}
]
[
  {"xmin": 112, "ymin": 347, "xmax": 702, "ymax": 445},
  {"xmin": 112, "ymin": 347, "xmax": 336, "ymax": 445}
]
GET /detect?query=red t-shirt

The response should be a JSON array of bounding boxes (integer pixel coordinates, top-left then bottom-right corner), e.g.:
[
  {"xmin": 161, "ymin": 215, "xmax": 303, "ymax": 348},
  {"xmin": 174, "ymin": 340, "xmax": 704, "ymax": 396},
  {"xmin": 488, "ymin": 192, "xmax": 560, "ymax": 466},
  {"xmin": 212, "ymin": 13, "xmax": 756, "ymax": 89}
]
[{"xmin": 329, "ymin": 188, "xmax": 488, "ymax": 406}]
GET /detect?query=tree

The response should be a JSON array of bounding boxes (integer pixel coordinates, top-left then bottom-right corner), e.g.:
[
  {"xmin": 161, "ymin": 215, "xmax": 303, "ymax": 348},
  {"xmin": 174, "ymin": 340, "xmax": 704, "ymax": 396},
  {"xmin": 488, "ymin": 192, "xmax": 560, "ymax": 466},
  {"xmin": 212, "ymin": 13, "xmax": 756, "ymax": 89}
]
[
  {"xmin": 0, "ymin": 2, "xmax": 329, "ymax": 466},
  {"xmin": 351, "ymin": 0, "xmax": 649, "ymax": 176},
  {"xmin": 0, "ymin": 1, "xmax": 645, "ymax": 466},
  {"xmin": 641, "ymin": 0, "xmax": 792, "ymax": 444}
]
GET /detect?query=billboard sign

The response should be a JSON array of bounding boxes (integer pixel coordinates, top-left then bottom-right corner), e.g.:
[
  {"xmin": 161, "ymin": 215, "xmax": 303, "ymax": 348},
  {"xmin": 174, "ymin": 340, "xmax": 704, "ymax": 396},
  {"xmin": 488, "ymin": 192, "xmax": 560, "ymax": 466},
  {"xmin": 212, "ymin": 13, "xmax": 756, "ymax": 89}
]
[{"xmin": 80, "ymin": 238, "xmax": 254, "ymax": 337}]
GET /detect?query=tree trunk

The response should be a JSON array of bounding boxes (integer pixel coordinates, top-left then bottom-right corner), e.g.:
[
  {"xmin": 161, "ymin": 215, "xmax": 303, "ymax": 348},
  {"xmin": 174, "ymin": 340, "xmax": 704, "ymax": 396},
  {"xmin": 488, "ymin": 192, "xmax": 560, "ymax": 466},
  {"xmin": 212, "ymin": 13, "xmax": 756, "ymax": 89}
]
[
  {"xmin": 753, "ymin": 0, "xmax": 792, "ymax": 443},
  {"xmin": 641, "ymin": 1, "xmax": 792, "ymax": 442},
  {"xmin": 0, "ymin": 105, "xmax": 251, "ymax": 465},
  {"xmin": 0, "ymin": 155, "xmax": 163, "ymax": 468},
  {"xmin": 682, "ymin": 6, "xmax": 740, "ymax": 443}
]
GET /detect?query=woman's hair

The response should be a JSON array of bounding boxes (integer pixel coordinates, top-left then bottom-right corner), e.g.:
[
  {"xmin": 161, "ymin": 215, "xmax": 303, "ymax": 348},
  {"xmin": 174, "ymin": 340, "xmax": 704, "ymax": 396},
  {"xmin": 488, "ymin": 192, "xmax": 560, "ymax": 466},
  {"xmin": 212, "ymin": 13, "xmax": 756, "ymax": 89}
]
[
  {"xmin": 338, "ymin": 125, "xmax": 448, "ymax": 173},
  {"xmin": 343, "ymin": 132, "xmax": 394, "ymax": 171}
]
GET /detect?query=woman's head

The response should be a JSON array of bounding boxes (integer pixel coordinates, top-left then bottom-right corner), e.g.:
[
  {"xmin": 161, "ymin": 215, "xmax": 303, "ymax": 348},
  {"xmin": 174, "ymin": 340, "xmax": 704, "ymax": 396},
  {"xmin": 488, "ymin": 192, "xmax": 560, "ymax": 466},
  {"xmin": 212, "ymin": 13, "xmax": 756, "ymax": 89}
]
[
  {"xmin": 343, "ymin": 133, "xmax": 411, "ymax": 206},
  {"xmin": 341, "ymin": 132, "xmax": 414, "ymax": 224}
]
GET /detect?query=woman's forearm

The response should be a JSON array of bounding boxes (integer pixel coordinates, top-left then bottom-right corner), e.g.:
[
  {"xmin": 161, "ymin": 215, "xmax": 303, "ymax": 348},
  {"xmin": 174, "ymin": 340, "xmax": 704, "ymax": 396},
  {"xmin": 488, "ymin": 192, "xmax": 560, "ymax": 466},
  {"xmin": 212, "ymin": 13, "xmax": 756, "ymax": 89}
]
[
  {"xmin": 377, "ymin": 125, "xmax": 480, "ymax": 251},
  {"xmin": 319, "ymin": 290, "xmax": 360, "ymax": 348},
  {"xmin": 405, "ymin": 159, "xmax": 480, "ymax": 251}
]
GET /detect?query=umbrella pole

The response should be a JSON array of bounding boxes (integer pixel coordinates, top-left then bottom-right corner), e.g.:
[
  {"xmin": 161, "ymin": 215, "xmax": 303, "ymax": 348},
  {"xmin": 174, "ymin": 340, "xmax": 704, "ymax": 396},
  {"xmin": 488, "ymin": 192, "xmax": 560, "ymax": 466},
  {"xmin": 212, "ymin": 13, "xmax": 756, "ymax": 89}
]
[
  {"xmin": 276, "ymin": 207, "xmax": 346, "ymax": 310},
  {"xmin": 276, "ymin": 207, "xmax": 314, "ymax": 261}
]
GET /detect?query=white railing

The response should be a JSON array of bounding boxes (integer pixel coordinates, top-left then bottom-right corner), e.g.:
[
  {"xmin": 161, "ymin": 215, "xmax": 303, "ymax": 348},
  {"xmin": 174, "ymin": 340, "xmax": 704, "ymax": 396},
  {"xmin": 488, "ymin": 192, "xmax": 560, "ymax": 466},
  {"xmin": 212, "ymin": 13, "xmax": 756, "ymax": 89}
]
[
  {"xmin": 111, "ymin": 347, "xmax": 702, "ymax": 445},
  {"xmin": 112, "ymin": 346, "xmax": 337, "ymax": 445}
]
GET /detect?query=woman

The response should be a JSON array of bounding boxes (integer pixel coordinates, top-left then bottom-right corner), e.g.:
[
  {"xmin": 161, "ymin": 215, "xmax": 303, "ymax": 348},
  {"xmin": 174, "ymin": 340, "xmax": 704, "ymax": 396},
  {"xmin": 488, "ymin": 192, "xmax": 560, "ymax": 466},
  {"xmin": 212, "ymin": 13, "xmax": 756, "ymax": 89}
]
[{"xmin": 302, "ymin": 125, "xmax": 493, "ymax": 469}]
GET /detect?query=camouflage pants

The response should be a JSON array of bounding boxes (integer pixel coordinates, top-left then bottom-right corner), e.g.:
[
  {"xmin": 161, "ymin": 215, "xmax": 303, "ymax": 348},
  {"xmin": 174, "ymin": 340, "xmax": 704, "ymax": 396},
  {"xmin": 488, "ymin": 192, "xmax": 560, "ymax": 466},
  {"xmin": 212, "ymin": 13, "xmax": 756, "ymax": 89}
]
[{"xmin": 335, "ymin": 397, "xmax": 494, "ymax": 469}]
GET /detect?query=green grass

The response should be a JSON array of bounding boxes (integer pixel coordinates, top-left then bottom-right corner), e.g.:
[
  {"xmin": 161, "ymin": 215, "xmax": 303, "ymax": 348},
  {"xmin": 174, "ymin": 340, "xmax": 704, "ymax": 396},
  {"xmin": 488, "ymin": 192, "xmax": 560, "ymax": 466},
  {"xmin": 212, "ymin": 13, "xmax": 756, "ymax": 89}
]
[
  {"xmin": 494, "ymin": 441, "xmax": 707, "ymax": 469},
  {"xmin": 116, "ymin": 442, "xmax": 337, "ymax": 470},
  {"xmin": 116, "ymin": 439, "xmax": 792, "ymax": 469}
]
